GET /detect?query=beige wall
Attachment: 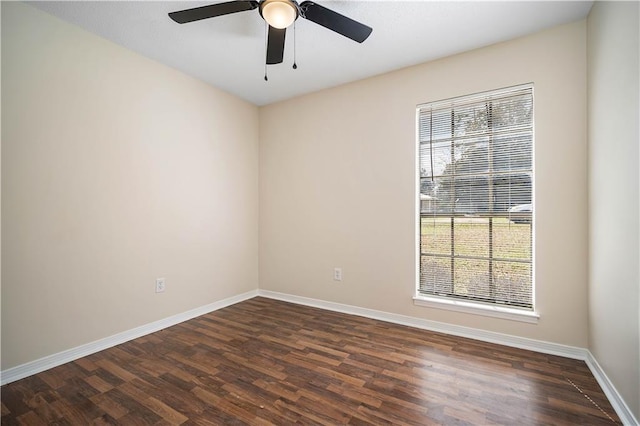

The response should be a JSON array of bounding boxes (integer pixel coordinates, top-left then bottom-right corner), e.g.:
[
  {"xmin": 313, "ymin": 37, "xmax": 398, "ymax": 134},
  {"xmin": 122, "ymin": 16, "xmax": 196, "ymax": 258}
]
[
  {"xmin": 260, "ymin": 21, "xmax": 589, "ymax": 346},
  {"xmin": 1, "ymin": 2, "xmax": 259, "ymax": 370},
  {"xmin": 587, "ymin": 1, "xmax": 640, "ymax": 418}
]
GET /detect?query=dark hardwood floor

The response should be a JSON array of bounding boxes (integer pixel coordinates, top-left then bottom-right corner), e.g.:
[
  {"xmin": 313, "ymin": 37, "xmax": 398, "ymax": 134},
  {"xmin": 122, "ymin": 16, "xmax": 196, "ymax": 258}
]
[{"xmin": 2, "ymin": 297, "xmax": 620, "ymax": 425}]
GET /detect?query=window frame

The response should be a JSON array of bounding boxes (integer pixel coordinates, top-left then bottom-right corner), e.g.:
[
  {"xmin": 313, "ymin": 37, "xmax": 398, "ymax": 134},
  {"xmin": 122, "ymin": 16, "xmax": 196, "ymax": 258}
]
[{"xmin": 414, "ymin": 84, "xmax": 538, "ymax": 323}]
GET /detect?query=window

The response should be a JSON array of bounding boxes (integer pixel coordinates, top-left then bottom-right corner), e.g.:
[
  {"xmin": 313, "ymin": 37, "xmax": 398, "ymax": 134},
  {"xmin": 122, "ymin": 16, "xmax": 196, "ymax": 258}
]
[{"xmin": 416, "ymin": 84, "xmax": 534, "ymax": 312}]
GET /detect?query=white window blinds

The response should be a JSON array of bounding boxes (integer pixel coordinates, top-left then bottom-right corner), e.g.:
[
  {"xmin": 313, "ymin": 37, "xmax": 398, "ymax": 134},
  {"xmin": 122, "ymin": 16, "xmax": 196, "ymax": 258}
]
[{"xmin": 417, "ymin": 84, "xmax": 534, "ymax": 309}]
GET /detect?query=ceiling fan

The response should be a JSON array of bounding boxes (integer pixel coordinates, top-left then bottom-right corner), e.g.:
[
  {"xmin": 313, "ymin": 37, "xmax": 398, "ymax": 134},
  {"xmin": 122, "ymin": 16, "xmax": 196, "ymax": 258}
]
[{"xmin": 168, "ymin": 0, "xmax": 373, "ymax": 66}]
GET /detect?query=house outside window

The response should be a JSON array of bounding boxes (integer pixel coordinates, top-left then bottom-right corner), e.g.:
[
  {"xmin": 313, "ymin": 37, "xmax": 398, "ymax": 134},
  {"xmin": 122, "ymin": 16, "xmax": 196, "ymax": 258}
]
[{"xmin": 416, "ymin": 84, "xmax": 535, "ymax": 315}]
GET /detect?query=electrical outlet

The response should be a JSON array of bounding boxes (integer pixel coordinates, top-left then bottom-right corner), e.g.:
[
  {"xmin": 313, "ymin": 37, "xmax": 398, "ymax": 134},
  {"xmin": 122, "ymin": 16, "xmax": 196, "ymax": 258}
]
[
  {"xmin": 333, "ymin": 268, "xmax": 342, "ymax": 281},
  {"xmin": 155, "ymin": 277, "xmax": 166, "ymax": 293}
]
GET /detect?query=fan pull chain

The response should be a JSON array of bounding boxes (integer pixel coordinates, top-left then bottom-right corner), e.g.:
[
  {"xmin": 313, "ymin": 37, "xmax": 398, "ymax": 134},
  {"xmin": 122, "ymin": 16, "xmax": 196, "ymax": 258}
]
[
  {"xmin": 292, "ymin": 21, "xmax": 298, "ymax": 70},
  {"xmin": 264, "ymin": 22, "xmax": 268, "ymax": 81}
]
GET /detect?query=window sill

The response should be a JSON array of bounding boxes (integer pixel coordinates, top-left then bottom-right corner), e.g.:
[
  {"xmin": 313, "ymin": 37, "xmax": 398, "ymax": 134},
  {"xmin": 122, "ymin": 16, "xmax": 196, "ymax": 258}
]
[{"xmin": 413, "ymin": 295, "xmax": 539, "ymax": 324}]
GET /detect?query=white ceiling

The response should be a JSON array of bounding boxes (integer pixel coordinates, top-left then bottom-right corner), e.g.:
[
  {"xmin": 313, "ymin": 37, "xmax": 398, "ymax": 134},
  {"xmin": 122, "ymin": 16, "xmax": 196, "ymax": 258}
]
[{"xmin": 30, "ymin": 1, "xmax": 593, "ymax": 106}]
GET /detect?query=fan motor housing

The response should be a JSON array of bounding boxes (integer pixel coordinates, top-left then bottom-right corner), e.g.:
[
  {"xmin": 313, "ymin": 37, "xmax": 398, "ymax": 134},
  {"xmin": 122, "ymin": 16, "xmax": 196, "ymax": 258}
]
[{"xmin": 259, "ymin": 0, "xmax": 300, "ymax": 29}]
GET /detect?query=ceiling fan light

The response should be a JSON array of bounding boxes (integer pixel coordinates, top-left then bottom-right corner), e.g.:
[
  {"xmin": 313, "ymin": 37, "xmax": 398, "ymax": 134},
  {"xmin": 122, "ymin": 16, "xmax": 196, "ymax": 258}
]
[{"xmin": 261, "ymin": 0, "xmax": 297, "ymax": 29}]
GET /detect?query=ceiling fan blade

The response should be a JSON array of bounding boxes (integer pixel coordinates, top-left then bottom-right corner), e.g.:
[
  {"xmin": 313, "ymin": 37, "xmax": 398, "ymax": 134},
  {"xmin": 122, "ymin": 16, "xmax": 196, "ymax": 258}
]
[
  {"xmin": 300, "ymin": 1, "xmax": 372, "ymax": 43},
  {"xmin": 266, "ymin": 26, "xmax": 286, "ymax": 65},
  {"xmin": 169, "ymin": 1, "xmax": 258, "ymax": 24}
]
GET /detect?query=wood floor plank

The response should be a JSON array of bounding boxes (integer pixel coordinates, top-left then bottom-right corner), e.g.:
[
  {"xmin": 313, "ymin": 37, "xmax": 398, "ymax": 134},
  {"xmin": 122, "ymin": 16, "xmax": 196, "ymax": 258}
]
[
  {"xmin": 90, "ymin": 392, "xmax": 130, "ymax": 420},
  {"xmin": 2, "ymin": 297, "xmax": 621, "ymax": 425},
  {"xmin": 251, "ymin": 378, "xmax": 300, "ymax": 403},
  {"xmin": 140, "ymin": 396, "xmax": 189, "ymax": 425},
  {"xmin": 15, "ymin": 410, "xmax": 48, "ymax": 426}
]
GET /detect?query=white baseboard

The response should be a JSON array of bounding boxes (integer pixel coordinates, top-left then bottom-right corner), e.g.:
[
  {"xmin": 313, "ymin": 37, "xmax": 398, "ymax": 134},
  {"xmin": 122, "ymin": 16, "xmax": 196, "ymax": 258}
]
[
  {"xmin": 0, "ymin": 290, "xmax": 258, "ymax": 386},
  {"xmin": 585, "ymin": 351, "xmax": 639, "ymax": 426},
  {"xmin": 258, "ymin": 290, "xmax": 638, "ymax": 425},
  {"xmin": 258, "ymin": 290, "xmax": 587, "ymax": 359}
]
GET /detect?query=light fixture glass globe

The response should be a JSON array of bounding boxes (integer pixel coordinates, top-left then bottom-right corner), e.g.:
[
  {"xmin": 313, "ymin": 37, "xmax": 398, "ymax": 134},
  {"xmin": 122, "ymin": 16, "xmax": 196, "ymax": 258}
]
[{"xmin": 262, "ymin": 0, "xmax": 296, "ymax": 29}]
